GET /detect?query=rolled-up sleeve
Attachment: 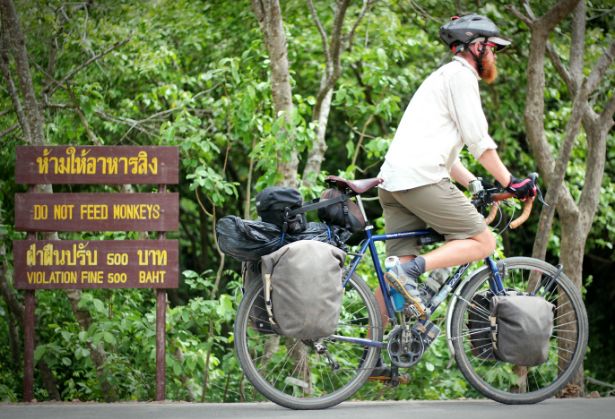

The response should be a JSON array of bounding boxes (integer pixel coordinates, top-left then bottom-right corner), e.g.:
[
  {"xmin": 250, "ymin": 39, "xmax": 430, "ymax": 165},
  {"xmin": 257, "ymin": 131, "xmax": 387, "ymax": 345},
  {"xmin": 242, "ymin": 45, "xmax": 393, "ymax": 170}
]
[{"xmin": 447, "ymin": 70, "xmax": 497, "ymax": 159}]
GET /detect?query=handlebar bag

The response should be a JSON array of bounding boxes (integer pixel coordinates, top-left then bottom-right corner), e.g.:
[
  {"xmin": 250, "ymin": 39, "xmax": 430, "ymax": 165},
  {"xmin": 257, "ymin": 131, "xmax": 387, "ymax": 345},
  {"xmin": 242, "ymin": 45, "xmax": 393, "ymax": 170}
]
[
  {"xmin": 261, "ymin": 240, "xmax": 346, "ymax": 340},
  {"xmin": 489, "ymin": 294, "xmax": 554, "ymax": 366}
]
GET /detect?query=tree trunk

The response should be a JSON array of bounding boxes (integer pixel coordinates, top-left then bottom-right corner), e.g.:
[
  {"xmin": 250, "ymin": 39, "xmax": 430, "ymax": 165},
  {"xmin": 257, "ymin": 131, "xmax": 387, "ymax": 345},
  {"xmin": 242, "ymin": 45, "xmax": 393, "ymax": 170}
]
[
  {"xmin": 302, "ymin": 0, "xmax": 370, "ymax": 186},
  {"xmin": 0, "ymin": 0, "xmax": 45, "ymax": 144},
  {"xmin": 252, "ymin": 0, "xmax": 298, "ymax": 187},
  {"xmin": 302, "ymin": 77, "xmax": 333, "ymax": 187},
  {"xmin": 1, "ymin": 0, "xmax": 121, "ymax": 400}
]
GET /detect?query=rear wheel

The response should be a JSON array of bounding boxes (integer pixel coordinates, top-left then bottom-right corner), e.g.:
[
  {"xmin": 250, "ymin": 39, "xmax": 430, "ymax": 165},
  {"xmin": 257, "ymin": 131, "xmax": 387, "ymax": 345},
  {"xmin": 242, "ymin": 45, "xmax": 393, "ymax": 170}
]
[
  {"xmin": 234, "ymin": 273, "xmax": 383, "ymax": 409},
  {"xmin": 450, "ymin": 257, "xmax": 588, "ymax": 404}
]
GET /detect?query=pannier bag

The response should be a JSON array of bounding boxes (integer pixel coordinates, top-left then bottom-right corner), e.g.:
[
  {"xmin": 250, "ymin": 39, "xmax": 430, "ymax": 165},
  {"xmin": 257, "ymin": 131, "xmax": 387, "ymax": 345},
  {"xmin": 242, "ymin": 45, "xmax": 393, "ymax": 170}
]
[
  {"xmin": 467, "ymin": 291, "xmax": 495, "ymax": 359},
  {"xmin": 216, "ymin": 216, "xmax": 351, "ymax": 262},
  {"xmin": 242, "ymin": 261, "xmax": 275, "ymax": 334},
  {"xmin": 489, "ymin": 294, "xmax": 554, "ymax": 366},
  {"xmin": 255, "ymin": 186, "xmax": 306, "ymax": 233},
  {"xmin": 261, "ymin": 240, "xmax": 346, "ymax": 340},
  {"xmin": 317, "ymin": 188, "xmax": 365, "ymax": 233}
]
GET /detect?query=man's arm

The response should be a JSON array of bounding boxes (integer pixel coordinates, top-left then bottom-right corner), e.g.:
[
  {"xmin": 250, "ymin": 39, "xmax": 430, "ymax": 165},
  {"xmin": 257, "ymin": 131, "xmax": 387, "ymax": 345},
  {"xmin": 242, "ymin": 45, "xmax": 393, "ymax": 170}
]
[
  {"xmin": 478, "ymin": 149, "xmax": 511, "ymax": 187},
  {"xmin": 450, "ymin": 159, "xmax": 477, "ymax": 188}
]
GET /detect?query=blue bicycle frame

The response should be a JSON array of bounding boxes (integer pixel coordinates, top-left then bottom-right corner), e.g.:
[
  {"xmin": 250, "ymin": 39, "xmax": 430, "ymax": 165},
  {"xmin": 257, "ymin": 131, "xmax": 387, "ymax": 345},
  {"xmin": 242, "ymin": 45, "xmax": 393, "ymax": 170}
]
[{"xmin": 342, "ymin": 226, "xmax": 506, "ymax": 323}]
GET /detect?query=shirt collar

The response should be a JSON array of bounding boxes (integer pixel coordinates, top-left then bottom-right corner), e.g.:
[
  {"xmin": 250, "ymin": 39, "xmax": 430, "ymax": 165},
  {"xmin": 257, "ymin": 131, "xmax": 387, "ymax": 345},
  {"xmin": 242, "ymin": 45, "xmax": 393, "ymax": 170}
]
[{"xmin": 453, "ymin": 56, "xmax": 480, "ymax": 80}]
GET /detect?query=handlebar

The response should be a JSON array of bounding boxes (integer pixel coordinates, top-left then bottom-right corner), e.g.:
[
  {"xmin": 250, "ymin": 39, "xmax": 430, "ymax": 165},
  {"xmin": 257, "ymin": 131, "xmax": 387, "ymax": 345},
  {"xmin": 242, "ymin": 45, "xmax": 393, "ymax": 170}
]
[
  {"xmin": 485, "ymin": 192, "xmax": 535, "ymax": 229},
  {"xmin": 473, "ymin": 172, "xmax": 543, "ymax": 230}
]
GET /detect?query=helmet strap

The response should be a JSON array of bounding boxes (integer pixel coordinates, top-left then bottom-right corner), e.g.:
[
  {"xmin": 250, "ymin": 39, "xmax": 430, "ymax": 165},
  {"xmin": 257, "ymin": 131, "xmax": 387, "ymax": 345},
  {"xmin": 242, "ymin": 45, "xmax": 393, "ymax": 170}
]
[{"xmin": 469, "ymin": 43, "xmax": 487, "ymax": 76}]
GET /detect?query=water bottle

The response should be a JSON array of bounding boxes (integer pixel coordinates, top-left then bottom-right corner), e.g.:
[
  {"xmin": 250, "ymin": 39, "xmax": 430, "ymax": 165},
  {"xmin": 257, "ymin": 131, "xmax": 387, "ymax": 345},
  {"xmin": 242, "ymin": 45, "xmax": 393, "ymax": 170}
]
[{"xmin": 384, "ymin": 256, "xmax": 407, "ymax": 312}]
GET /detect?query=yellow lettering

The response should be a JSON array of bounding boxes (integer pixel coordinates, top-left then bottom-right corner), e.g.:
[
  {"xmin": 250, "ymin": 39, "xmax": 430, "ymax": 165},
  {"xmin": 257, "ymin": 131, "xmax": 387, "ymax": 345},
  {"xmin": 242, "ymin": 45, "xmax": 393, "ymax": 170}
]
[
  {"xmin": 49, "ymin": 271, "xmax": 77, "ymax": 284},
  {"xmin": 53, "ymin": 204, "xmax": 74, "ymax": 220},
  {"xmin": 33, "ymin": 205, "xmax": 48, "ymax": 220},
  {"xmin": 112, "ymin": 204, "xmax": 162, "ymax": 220},
  {"xmin": 80, "ymin": 271, "xmax": 103, "ymax": 284},
  {"xmin": 138, "ymin": 249, "xmax": 167, "ymax": 266},
  {"xmin": 139, "ymin": 270, "xmax": 166, "ymax": 283},
  {"xmin": 106, "ymin": 252, "xmax": 128, "ymax": 266},
  {"xmin": 27, "ymin": 271, "xmax": 46, "ymax": 284},
  {"xmin": 107, "ymin": 272, "xmax": 127, "ymax": 284},
  {"xmin": 80, "ymin": 204, "xmax": 108, "ymax": 220}
]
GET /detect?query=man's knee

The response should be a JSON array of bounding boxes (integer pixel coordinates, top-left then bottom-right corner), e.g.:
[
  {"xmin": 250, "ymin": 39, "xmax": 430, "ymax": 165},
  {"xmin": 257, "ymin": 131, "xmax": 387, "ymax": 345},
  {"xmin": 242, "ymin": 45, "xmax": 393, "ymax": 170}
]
[{"xmin": 475, "ymin": 228, "xmax": 496, "ymax": 257}]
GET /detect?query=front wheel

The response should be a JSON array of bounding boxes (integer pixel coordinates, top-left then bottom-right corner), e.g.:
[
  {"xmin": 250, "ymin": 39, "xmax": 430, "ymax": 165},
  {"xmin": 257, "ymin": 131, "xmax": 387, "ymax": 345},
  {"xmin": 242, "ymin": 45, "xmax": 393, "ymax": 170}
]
[
  {"xmin": 450, "ymin": 257, "xmax": 588, "ymax": 404},
  {"xmin": 234, "ymin": 273, "xmax": 383, "ymax": 410}
]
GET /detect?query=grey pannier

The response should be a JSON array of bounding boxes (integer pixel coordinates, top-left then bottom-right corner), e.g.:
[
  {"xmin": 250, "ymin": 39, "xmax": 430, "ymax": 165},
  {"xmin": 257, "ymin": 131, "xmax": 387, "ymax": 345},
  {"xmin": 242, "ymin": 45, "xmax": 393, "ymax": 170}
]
[
  {"xmin": 489, "ymin": 294, "xmax": 554, "ymax": 366},
  {"xmin": 261, "ymin": 240, "xmax": 346, "ymax": 340}
]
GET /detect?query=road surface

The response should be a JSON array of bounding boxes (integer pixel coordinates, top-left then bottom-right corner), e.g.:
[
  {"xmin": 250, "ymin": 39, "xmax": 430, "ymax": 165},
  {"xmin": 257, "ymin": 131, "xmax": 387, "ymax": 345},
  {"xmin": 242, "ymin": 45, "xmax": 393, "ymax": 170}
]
[{"xmin": 1, "ymin": 398, "xmax": 613, "ymax": 419}]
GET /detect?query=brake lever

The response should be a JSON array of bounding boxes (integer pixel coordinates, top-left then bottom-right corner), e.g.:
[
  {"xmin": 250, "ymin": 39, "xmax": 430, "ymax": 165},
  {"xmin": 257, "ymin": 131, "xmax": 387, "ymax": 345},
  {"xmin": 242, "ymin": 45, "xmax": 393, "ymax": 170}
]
[
  {"xmin": 535, "ymin": 186, "xmax": 548, "ymax": 207},
  {"xmin": 529, "ymin": 172, "xmax": 549, "ymax": 207}
]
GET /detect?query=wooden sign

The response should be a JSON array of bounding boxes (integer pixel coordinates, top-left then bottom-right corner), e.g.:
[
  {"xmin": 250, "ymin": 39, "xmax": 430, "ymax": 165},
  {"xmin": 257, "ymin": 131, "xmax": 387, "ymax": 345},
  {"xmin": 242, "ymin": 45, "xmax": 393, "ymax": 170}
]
[
  {"xmin": 15, "ymin": 146, "xmax": 179, "ymax": 184},
  {"xmin": 15, "ymin": 193, "xmax": 179, "ymax": 232},
  {"xmin": 13, "ymin": 240, "xmax": 179, "ymax": 289}
]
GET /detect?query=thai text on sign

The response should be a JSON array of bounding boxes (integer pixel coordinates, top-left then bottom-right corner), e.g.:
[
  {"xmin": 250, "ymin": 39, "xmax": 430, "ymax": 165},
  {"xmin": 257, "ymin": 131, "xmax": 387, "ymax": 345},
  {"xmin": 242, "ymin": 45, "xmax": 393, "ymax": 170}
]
[
  {"xmin": 13, "ymin": 240, "xmax": 179, "ymax": 289},
  {"xmin": 15, "ymin": 146, "xmax": 179, "ymax": 184},
  {"xmin": 15, "ymin": 193, "xmax": 179, "ymax": 232}
]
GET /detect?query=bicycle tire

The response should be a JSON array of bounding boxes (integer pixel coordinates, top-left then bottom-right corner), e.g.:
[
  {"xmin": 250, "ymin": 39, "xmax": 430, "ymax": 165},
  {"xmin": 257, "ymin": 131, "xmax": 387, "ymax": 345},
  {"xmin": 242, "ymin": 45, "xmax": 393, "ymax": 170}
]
[
  {"xmin": 450, "ymin": 257, "xmax": 588, "ymax": 404},
  {"xmin": 234, "ymin": 273, "xmax": 383, "ymax": 409}
]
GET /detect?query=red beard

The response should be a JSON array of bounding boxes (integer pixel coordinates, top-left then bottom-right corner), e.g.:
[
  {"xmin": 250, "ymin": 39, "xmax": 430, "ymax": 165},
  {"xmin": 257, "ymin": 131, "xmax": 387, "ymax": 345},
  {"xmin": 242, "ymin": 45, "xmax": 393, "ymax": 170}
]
[{"xmin": 480, "ymin": 51, "xmax": 497, "ymax": 84}]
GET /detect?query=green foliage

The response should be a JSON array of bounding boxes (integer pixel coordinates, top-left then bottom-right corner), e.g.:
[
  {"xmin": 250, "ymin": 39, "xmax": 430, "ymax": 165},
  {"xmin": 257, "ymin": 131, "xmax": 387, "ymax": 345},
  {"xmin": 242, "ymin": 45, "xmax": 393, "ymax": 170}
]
[{"xmin": 0, "ymin": 0, "xmax": 613, "ymax": 403}]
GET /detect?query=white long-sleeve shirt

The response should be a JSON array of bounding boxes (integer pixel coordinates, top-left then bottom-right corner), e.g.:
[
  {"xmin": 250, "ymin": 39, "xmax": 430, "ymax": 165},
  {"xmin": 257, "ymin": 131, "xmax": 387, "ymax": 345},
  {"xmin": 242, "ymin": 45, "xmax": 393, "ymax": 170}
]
[{"xmin": 379, "ymin": 56, "xmax": 497, "ymax": 191}]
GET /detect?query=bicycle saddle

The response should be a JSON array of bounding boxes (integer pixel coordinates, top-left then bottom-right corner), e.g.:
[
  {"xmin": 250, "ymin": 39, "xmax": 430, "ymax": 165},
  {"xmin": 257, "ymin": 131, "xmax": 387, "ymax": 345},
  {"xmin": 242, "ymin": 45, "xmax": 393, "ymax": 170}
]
[{"xmin": 325, "ymin": 176, "xmax": 383, "ymax": 195}]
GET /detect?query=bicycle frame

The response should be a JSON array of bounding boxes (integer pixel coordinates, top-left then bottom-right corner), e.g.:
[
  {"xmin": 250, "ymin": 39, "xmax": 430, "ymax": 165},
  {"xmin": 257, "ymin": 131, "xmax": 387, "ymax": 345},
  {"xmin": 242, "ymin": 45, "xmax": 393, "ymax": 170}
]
[{"xmin": 342, "ymin": 223, "xmax": 506, "ymax": 326}]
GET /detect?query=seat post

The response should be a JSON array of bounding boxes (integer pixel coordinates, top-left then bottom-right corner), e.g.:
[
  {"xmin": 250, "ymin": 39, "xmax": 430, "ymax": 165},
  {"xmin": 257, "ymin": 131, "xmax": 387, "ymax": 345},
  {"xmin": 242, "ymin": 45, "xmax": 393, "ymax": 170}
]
[{"xmin": 355, "ymin": 195, "xmax": 371, "ymax": 228}]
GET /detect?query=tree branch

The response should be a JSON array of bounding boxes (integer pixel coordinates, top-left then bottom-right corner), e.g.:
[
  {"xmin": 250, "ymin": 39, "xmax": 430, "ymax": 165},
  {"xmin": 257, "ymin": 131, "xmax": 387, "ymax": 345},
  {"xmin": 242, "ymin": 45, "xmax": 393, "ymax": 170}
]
[
  {"xmin": 585, "ymin": 39, "xmax": 615, "ymax": 94},
  {"xmin": 522, "ymin": 0, "xmax": 537, "ymax": 21},
  {"xmin": 0, "ymin": 0, "xmax": 46, "ymax": 144},
  {"xmin": 66, "ymin": 82, "xmax": 102, "ymax": 145},
  {"xmin": 307, "ymin": 0, "xmax": 329, "ymax": 60},
  {"xmin": 569, "ymin": 1, "xmax": 586, "ymax": 84},
  {"xmin": 508, "ymin": 5, "xmax": 534, "ymax": 28},
  {"xmin": 599, "ymin": 93, "xmax": 615, "ymax": 128},
  {"xmin": 0, "ymin": 23, "xmax": 31, "ymax": 140},
  {"xmin": 44, "ymin": 37, "xmax": 130, "ymax": 96},
  {"xmin": 539, "ymin": 0, "xmax": 581, "ymax": 33},
  {"xmin": 546, "ymin": 43, "xmax": 575, "ymax": 92},
  {"xmin": 346, "ymin": 0, "xmax": 371, "ymax": 51},
  {"xmin": 0, "ymin": 122, "xmax": 19, "ymax": 138}
]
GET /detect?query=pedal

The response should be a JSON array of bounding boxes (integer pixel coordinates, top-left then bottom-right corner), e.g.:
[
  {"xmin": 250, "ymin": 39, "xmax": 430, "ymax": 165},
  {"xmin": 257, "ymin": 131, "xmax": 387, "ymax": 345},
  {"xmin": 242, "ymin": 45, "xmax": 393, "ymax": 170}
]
[
  {"xmin": 367, "ymin": 367, "xmax": 410, "ymax": 387},
  {"xmin": 368, "ymin": 368, "xmax": 410, "ymax": 386}
]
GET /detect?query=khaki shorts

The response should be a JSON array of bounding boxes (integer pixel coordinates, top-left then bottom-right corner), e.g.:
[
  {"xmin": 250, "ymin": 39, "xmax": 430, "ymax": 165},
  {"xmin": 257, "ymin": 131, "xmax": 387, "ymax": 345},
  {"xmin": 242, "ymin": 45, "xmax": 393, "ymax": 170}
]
[{"xmin": 378, "ymin": 178, "xmax": 487, "ymax": 257}]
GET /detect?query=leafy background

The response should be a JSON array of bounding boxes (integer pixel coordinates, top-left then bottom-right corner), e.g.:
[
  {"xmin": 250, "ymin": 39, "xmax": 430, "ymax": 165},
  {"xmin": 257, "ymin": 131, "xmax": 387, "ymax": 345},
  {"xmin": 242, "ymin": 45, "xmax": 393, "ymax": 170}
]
[{"xmin": 0, "ymin": 0, "xmax": 613, "ymax": 401}]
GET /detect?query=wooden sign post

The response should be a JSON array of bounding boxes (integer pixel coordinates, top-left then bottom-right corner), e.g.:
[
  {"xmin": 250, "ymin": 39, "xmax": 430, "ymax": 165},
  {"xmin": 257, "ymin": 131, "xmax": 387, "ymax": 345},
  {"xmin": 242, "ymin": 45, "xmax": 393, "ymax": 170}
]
[{"xmin": 14, "ymin": 146, "xmax": 179, "ymax": 402}]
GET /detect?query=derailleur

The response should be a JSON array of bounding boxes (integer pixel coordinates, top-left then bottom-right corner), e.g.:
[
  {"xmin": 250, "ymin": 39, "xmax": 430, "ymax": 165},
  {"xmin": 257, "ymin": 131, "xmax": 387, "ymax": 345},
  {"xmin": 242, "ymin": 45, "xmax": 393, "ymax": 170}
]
[{"xmin": 312, "ymin": 341, "xmax": 340, "ymax": 371}]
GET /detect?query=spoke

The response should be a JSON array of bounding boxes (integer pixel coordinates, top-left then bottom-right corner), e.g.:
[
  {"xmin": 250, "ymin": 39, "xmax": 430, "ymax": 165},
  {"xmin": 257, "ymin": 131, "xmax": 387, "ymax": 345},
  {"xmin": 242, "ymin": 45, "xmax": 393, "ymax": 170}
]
[
  {"xmin": 552, "ymin": 319, "xmax": 579, "ymax": 328},
  {"xmin": 556, "ymin": 354, "xmax": 572, "ymax": 368},
  {"xmin": 470, "ymin": 341, "xmax": 495, "ymax": 352},
  {"xmin": 555, "ymin": 346, "xmax": 576, "ymax": 355},
  {"xmin": 552, "ymin": 335, "xmax": 578, "ymax": 344},
  {"xmin": 552, "ymin": 310, "xmax": 576, "ymax": 323},
  {"xmin": 458, "ymin": 327, "xmax": 491, "ymax": 338},
  {"xmin": 553, "ymin": 300, "xmax": 573, "ymax": 314},
  {"xmin": 269, "ymin": 339, "xmax": 301, "ymax": 388}
]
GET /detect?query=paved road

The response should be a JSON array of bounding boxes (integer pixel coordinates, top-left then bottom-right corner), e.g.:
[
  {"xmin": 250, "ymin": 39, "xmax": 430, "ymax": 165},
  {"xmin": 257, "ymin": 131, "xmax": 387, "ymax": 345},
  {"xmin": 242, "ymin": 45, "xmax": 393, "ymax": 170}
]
[{"xmin": 1, "ymin": 398, "xmax": 614, "ymax": 419}]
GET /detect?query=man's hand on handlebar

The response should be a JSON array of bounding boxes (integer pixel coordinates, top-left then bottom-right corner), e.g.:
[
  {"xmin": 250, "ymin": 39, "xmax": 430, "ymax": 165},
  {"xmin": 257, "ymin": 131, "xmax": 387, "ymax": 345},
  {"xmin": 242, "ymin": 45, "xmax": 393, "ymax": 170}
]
[{"xmin": 504, "ymin": 175, "xmax": 537, "ymax": 200}]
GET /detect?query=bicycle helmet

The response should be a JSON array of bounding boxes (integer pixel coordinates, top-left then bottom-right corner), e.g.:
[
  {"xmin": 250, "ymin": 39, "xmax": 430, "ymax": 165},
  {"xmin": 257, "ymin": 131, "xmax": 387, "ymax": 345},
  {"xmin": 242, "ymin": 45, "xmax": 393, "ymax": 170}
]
[{"xmin": 439, "ymin": 14, "xmax": 510, "ymax": 51}]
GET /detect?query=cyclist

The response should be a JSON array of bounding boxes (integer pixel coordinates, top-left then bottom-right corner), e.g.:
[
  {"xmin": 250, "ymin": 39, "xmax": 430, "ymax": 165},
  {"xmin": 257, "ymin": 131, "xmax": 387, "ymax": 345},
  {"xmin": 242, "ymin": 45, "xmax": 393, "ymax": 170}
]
[{"xmin": 377, "ymin": 14, "xmax": 536, "ymax": 313}]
